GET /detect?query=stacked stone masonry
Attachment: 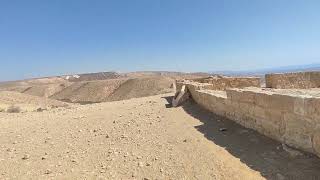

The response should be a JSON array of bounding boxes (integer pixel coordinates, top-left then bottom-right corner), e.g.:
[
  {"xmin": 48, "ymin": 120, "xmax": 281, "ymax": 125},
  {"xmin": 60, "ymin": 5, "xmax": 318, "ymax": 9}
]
[
  {"xmin": 191, "ymin": 76, "xmax": 261, "ymax": 90},
  {"xmin": 266, "ymin": 71, "xmax": 320, "ymax": 89},
  {"xmin": 177, "ymin": 74, "xmax": 320, "ymax": 158}
]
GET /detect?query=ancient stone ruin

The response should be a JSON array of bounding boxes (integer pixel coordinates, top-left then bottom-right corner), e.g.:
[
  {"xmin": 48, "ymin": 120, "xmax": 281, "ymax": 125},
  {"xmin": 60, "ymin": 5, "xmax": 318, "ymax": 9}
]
[
  {"xmin": 266, "ymin": 71, "xmax": 320, "ymax": 89},
  {"xmin": 175, "ymin": 72, "xmax": 320, "ymax": 157}
]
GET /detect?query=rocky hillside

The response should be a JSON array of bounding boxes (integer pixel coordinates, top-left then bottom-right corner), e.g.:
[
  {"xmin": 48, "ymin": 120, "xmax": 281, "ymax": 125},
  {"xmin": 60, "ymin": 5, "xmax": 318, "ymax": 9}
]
[
  {"xmin": 0, "ymin": 71, "xmax": 207, "ymax": 104},
  {"xmin": 107, "ymin": 77, "xmax": 174, "ymax": 101},
  {"xmin": 50, "ymin": 79, "xmax": 126, "ymax": 103}
]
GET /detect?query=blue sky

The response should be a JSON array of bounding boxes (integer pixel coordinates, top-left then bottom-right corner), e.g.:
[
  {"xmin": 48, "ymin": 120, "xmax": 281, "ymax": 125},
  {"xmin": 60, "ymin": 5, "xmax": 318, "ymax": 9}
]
[{"xmin": 1, "ymin": 0, "xmax": 320, "ymax": 81}]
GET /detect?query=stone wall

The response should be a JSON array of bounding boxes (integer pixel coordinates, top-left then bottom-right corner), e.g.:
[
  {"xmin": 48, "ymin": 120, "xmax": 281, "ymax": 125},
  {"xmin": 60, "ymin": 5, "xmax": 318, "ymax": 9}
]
[
  {"xmin": 180, "ymin": 81, "xmax": 320, "ymax": 157},
  {"xmin": 266, "ymin": 71, "xmax": 320, "ymax": 89},
  {"xmin": 191, "ymin": 76, "xmax": 261, "ymax": 90}
]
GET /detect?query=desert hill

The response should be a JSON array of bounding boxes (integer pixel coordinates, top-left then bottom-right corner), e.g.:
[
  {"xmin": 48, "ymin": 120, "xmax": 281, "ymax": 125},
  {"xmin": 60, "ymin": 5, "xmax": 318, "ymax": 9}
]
[
  {"xmin": 0, "ymin": 71, "xmax": 206, "ymax": 104},
  {"xmin": 106, "ymin": 77, "xmax": 174, "ymax": 101},
  {"xmin": 0, "ymin": 91, "xmax": 68, "ymax": 112},
  {"xmin": 50, "ymin": 79, "xmax": 127, "ymax": 103}
]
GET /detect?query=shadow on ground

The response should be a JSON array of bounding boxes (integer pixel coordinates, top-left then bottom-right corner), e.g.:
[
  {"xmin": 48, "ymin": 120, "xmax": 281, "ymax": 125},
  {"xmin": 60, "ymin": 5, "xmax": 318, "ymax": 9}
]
[{"xmin": 162, "ymin": 95, "xmax": 320, "ymax": 180}]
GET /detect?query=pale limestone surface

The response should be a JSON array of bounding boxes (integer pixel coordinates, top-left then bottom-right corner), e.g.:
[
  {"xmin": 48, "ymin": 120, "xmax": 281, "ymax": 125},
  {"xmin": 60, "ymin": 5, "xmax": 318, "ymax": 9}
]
[{"xmin": 179, "ymin": 80, "xmax": 320, "ymax": 157}]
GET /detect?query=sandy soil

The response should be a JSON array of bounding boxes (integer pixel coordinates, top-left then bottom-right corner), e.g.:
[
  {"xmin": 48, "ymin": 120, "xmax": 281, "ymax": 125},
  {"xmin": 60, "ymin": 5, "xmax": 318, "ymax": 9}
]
[
  {"xmin": 0, "ymin": 94, "xmax": 320, "ymax": 180},
  {"xmin": 0, "ymin": 91, "xmax": 68, "ymax": 112}
]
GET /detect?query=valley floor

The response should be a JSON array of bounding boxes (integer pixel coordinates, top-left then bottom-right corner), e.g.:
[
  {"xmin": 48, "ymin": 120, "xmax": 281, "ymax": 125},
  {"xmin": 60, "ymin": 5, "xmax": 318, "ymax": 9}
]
[{"xmin": 0, "ymin": 94, "xmax": 320, "ymax": 179}]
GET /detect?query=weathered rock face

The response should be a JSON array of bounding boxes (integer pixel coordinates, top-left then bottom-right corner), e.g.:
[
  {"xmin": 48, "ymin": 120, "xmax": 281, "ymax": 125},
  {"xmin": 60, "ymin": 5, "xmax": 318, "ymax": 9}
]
[
  {"xmin": 178, "ymin": 78, "xmax": 320, "ymax": 158},
  {"xmin": 266, "ymin": 71, "xmax": 320, "ymax": 89}
]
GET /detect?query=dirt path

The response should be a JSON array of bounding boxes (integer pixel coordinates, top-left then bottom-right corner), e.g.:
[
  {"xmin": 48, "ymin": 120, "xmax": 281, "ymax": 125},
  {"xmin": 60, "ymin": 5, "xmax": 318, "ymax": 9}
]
[{"xmin": 0, "ymin": 94, "xmax": 319, "ymax": 179}]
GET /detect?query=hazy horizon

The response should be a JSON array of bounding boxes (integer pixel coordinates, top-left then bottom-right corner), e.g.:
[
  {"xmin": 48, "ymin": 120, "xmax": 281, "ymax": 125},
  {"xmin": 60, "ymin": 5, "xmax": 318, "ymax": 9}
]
[
  {"xmin": 1, "ymin": 62, "xmax": 320, "ymax": 83},
  {"xmin": 1, "ymin": 0, "xmax": 320, "ymax": 81}
]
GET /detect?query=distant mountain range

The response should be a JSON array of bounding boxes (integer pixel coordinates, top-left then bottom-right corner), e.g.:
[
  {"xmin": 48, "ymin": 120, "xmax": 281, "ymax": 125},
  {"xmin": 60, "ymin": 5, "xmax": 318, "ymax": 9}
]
[{"xmin": 211, "ymin": 63, "xmax": 320, "ymax": 76}]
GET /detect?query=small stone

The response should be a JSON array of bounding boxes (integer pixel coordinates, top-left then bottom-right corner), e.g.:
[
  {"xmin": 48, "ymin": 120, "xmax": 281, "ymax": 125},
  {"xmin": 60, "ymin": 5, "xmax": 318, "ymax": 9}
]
[
  {"xmin": 183, "ymin": 139, "xmax": 187, "ymax": 143},
  {"xmin": 41, "ymin": 155, "xmax": 47, "ymax": 160},
  {"xmin": 138, "ymin": 162, "xmax": 144, "ymax": 167},
  {"xmin": 37, "ymin": 108, "xmax": 46, "ymax": 112},
  {"xmin": 44, "ymin": 169, "xmax": 52, "ymax": 174},
  {"xmin": 22, "ymin": 154, "xmax": 30, "ymax": 160},
  {"xmin": 121, "ymin": 134, "xmax": 128, "ymax": 139},
  {"xmin": 219, "ymin": 128, "xmax": 227, "ymax": 132},
  {"xmin": 6, "ymin": 148, "xmax": 14, "ymax": 152},
  {"xmin": 137, "ymin": 156, "xmax": 142, "ymax": 159},
  {"xmin": 100, "ymin": 170, "xmax": 106, "ymax": 173}
]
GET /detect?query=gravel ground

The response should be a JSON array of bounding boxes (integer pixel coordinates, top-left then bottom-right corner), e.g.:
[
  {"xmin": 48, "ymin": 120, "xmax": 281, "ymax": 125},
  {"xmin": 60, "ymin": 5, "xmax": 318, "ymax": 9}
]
[{"xmin": 0, "ymin": 93, "xmax": 319, "ymax": 180}]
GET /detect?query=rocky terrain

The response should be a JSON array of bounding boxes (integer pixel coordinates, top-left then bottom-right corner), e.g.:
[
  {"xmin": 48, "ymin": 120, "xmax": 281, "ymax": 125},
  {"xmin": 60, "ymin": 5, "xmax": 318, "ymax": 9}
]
[
  {"xmin": 1, "ymin": 94, "xmax": 320, "ymax": 179},
  {"xmin": 0, "ymin": 91, "xmax": 68, "ymax": 113},
  {"xmin": 1, "ymin": 71, "xmax": 320, "ymax": 179}
]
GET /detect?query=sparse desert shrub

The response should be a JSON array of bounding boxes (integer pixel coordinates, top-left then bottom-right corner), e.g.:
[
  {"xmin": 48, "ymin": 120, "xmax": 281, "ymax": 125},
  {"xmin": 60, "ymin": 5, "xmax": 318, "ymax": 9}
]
[
  {"xmin": 6, "ymin": 105, "xmax": 21, "ymax": 113},
  {"xmin": 0, "ymin": 108, "xmax": 5, "ymax": 112}
]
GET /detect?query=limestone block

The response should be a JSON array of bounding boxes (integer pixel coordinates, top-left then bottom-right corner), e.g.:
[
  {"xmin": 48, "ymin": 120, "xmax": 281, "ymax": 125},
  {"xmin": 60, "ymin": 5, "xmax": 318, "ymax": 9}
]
[
  {"xmin": 268, "ymin": 94, "xmax": 294, "ymax": 112},
  {"xmin": 175, "ymin": 81, "xmax": 184, "ymax": 93},
  {"xmin": 254, "ymin": 93, "xmax": 271, "ymax": 108},
  {"xmin": 312, "ymin": 125, "xmax": 320, "ymax": 156},
  {"xmin": 172, "ymin": 85, "xmax": 190, "ymax": 107},
  {"xmin": 225, "ymin": 99, "xmax": 236, "ymax": 119},
  {"xmin": 228, "ymin": 89, "xmax": 256, "ymax": 104},
  {"xmin": 201, "ymin": 92, "xmax": 213, "ymax": 109},
  {"xmin": 252, "ymin": 105, "xmax": 266, "ymax": 120},
  {"xmin": 265, "ymin": 74, "xmax": 275, "ymax": 88},
  {"xmin": 240, "ymin": 114, "xmax": 257, "ymax": 129},
  {"xmin": 237, "ymin": 102, "xmax": 254, "ymax": 115},
  {"xmin": 206, "ymin": 94, "xmax": 218, "ymax": 111},
  {"xmin": 186, "ymin": 84, "xmax": 198, "ymax": 98},
  {"xmin": 305, "ymin": 98, "xmax": 320, "ymax": 120},
  {"xmin": 293, "ymin": 97, "xmax": 307, "ymax": 116},
  {"xmin": 264, "ymin": 110, "xmax": 285, "ymax": 140},
  {"xmin": 226, "ymin": 89, "xmax": 241, "ymax": 102},
  {"xmin": 283, "ymin": 113, "xmax": 315, "ymax": 153},
  {"xmin": 240, "ymin": 91, "xmax": 256, "ymax": 103}
]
